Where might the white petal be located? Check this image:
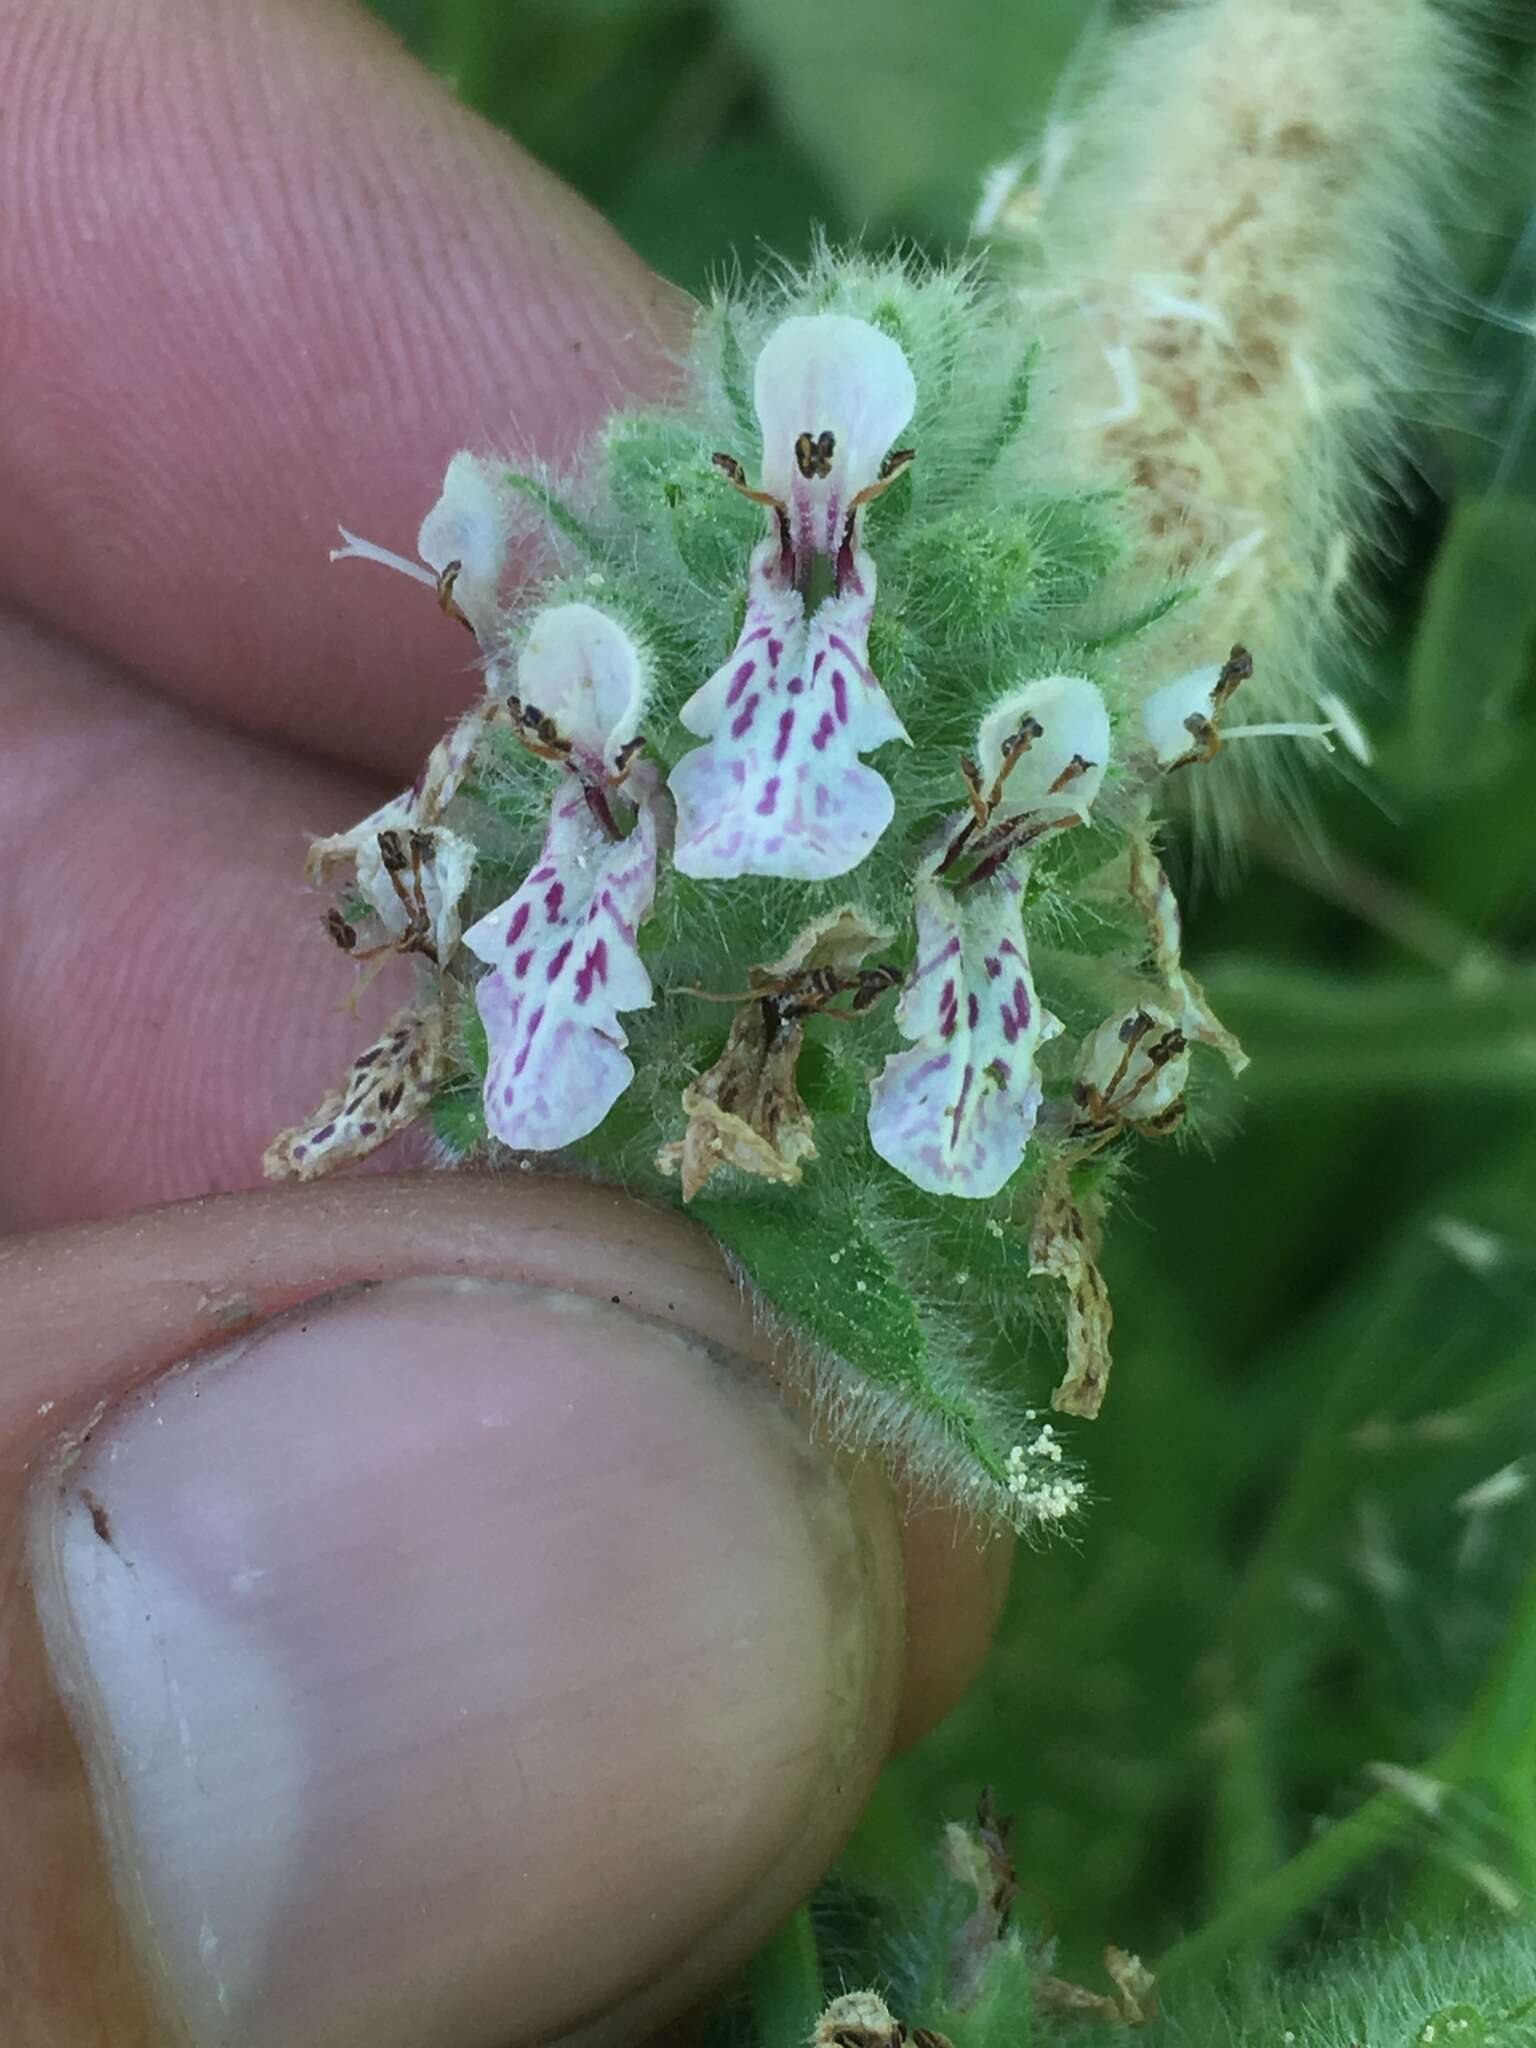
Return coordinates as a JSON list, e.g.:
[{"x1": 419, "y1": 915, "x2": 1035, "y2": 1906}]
[
  {"x1": 1076, "y1": 1006, "x2": 1190, "y2": 1124},
  {"x1": 867, "y1": 869, "x2": 1060, "y2": 1199},
  {"x1": 463, "y1": 767, "x2": 659, "y2": 1152},
  {"x1": 305, "y1": 791, "x2": 415, "y2": 887},
  {"x1": 516, "y1": 602, "x2": 646, "y2": 770},
  {"x1": 670, "y1": 542, "x2": 906, "y2": 881},
  {"x1": 755, "y1": 314, "x2": 916, "y2": 563},
  {"x1": 355, "y1": 825, "x2": 478, "y2": 965},
  {"x1": 1141, "y1": 663, "x2": 1225, "y2": 767},
  {"x1": 417, "y1": 452, "x2": 511, "y2": 641},
  {"x1": 976, "y1": 674, "x2": 1111, "y2": 821}
]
